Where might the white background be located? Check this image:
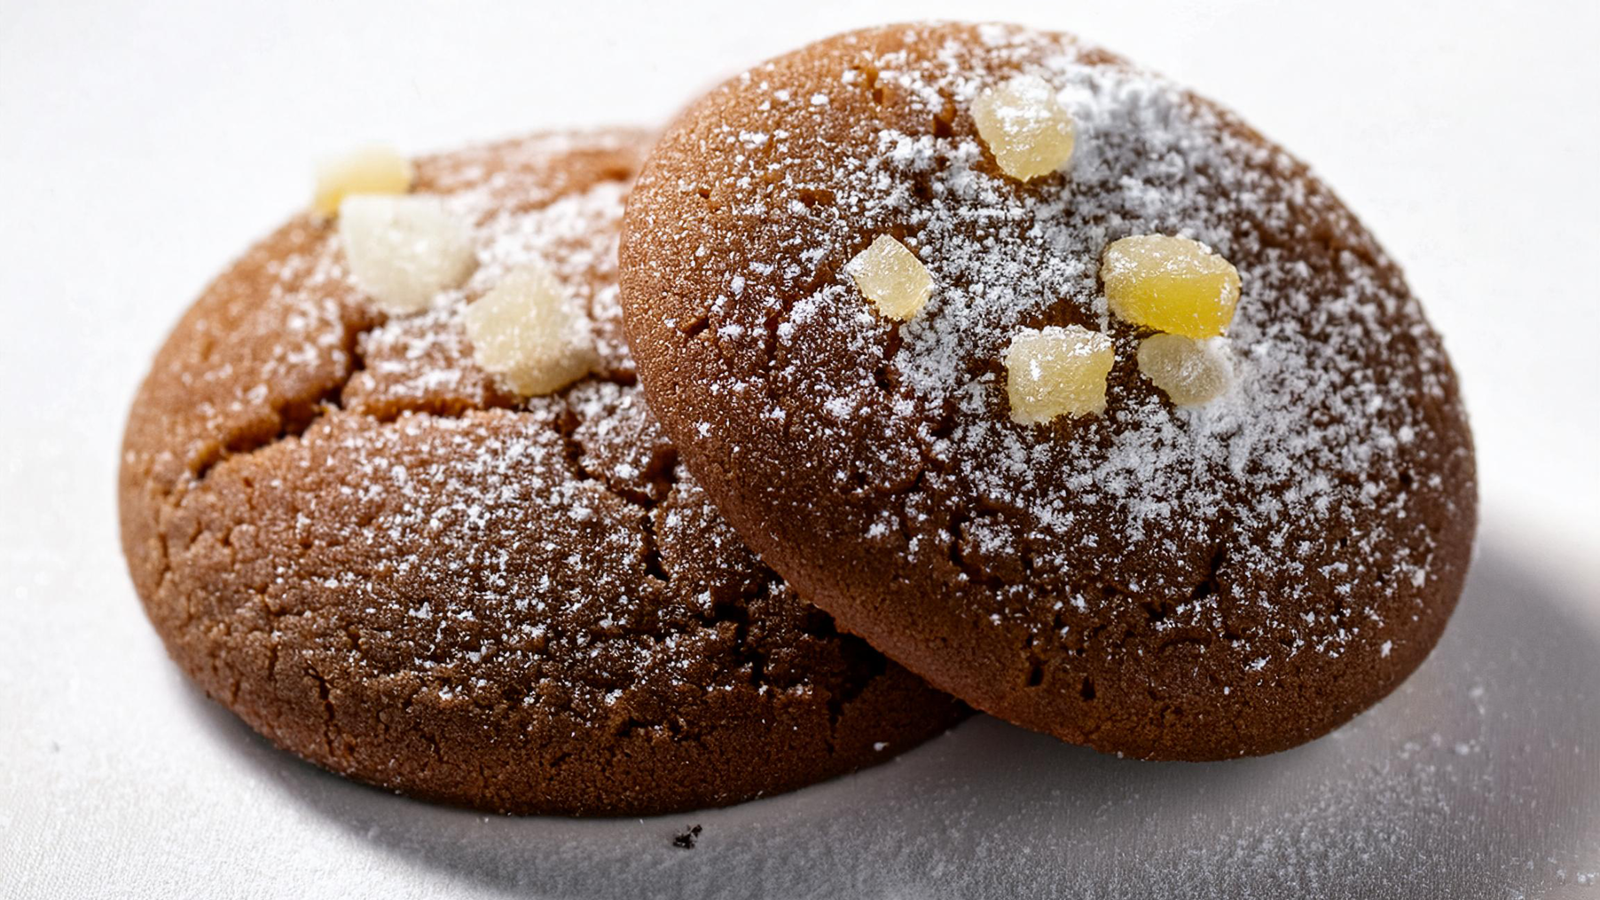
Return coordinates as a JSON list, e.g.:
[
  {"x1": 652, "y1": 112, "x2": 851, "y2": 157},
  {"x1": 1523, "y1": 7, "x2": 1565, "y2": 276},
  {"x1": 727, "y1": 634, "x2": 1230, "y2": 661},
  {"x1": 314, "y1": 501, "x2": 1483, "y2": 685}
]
[{"x1": 2, "y1": 1, "x2": 1597, "y2": 897}]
